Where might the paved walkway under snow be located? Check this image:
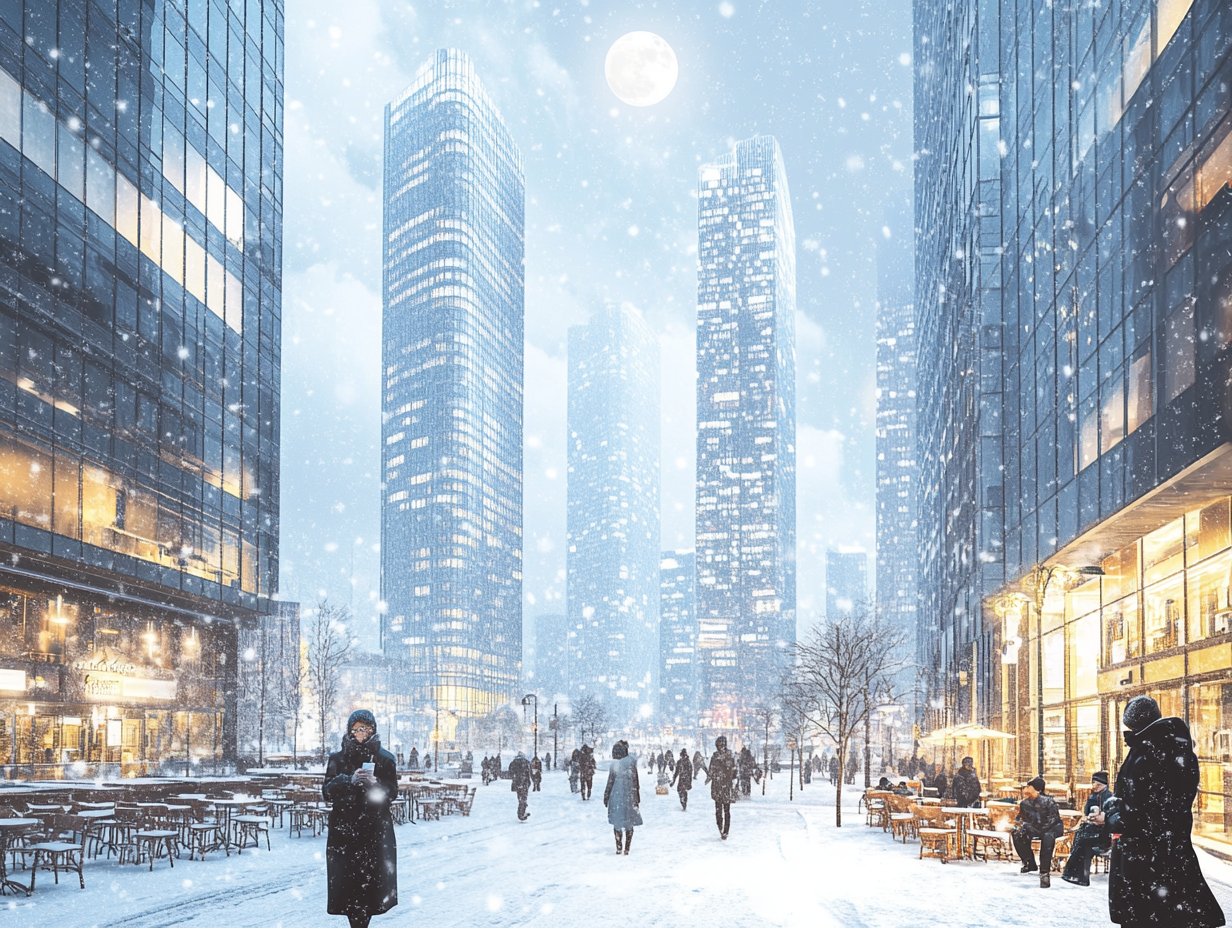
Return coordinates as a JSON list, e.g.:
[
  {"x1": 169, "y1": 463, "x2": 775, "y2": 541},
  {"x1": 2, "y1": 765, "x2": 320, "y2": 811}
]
[{"x1": 10, "y1": 769, "x2": 1232, "y2": 927}]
